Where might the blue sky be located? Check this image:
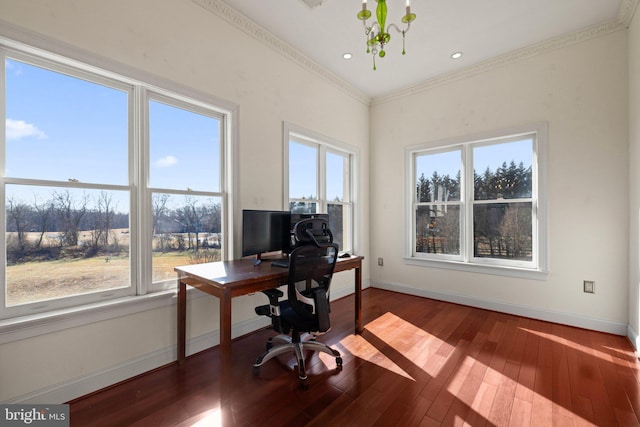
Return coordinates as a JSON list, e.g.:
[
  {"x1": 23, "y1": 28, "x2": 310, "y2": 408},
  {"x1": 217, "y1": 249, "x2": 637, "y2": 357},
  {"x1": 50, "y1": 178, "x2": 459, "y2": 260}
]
[
  {"x1": 288, "y1": 141, "x2": 346, "y2": 203},
  {"x1": 6, "y1": 56, "x2": 528, "y2": 214},
  {"x1": 416, "y1": 138, "x2": 533, "y2": 182},
  {"x1": 4, "y1": 58, "x2": 221, "y2": 212}
]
